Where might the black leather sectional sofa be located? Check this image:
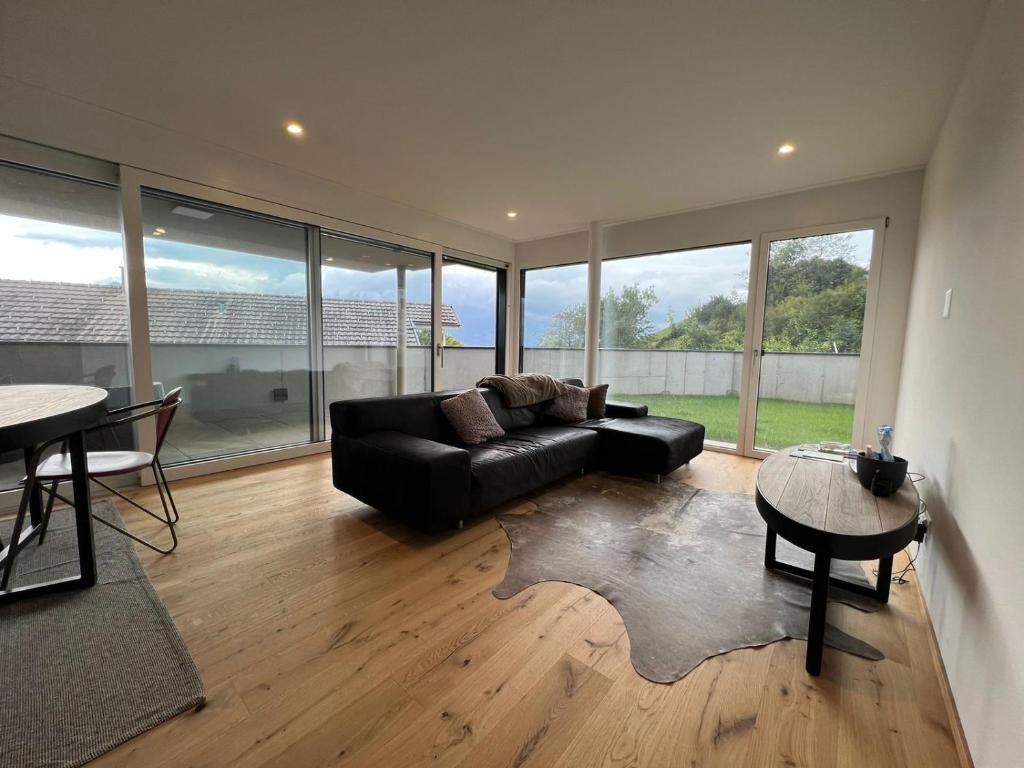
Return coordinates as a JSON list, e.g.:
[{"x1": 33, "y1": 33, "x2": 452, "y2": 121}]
[{"x1": 330, "y1": 379, "x2": 705, "y2": 531}]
